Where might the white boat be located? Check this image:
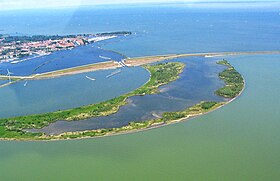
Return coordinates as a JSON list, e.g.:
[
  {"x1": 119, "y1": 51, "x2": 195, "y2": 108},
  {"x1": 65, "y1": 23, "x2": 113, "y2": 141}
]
[
  {"x1": 11, "y1": 60, "x2": 20, "y2": 64},
  {"x1": 86, "y1": 76, "x2": 95, "y2": 81},
  {"x1": 24, "y1": 81, "x2": 28, "y2": 87},
  {"x1": 99, "y1": 55, "x2": 111, "y2": 60},
  {"x1": 106, "y1": 69, "x2": 122, "y2": 78}
]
